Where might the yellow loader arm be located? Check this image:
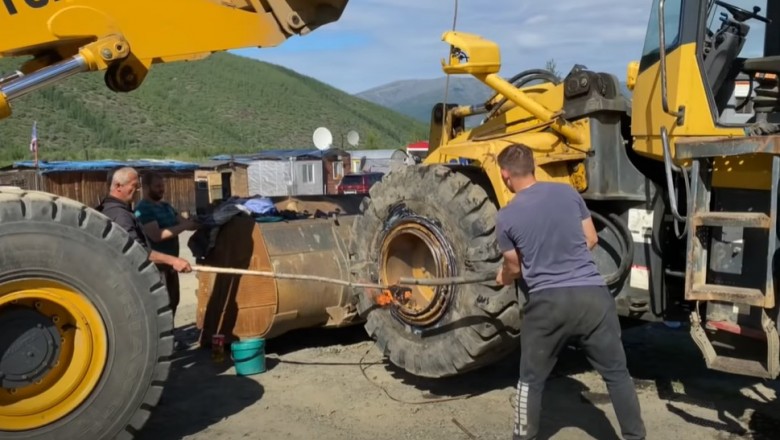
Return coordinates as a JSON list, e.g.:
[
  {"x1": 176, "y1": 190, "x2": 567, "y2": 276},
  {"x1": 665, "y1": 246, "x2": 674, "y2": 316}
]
[{"x1": 0, "y1": 0, "x2": 348, "y2": 118}]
